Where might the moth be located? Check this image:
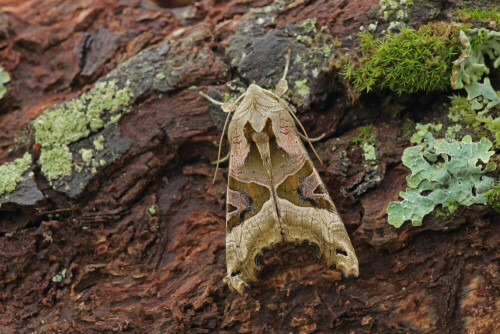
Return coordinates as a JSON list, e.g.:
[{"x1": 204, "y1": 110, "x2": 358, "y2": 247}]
[{"x1": 200, "y1": 51, "x2": 359, "y2": 293}]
